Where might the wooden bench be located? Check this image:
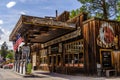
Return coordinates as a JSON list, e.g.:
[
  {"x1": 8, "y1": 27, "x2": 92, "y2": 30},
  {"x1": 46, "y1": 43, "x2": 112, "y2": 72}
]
[{"x1": 106, "y1": 69, "x2": 116, "y2": 77}]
